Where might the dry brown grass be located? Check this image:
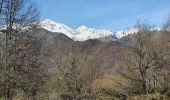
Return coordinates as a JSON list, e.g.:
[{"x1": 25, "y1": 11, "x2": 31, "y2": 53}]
[{"x1": 128, "y1": 93, "x2": 169, "y2": 100}]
